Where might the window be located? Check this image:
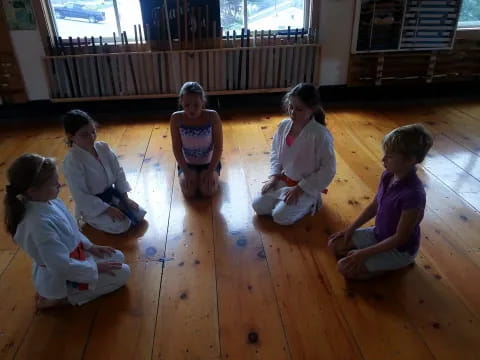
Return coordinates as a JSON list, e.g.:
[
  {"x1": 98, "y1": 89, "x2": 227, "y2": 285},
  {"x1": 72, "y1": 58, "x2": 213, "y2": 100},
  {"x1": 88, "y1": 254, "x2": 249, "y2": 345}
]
[
  {"x1": 220, "y1": 0, "x2": 307, "y2": 33},
  {"x1": 458, "y1": 0, "x2": 480, "y2": 28},
  {"x1": 49, "y1": 0, "x2": 143, "y2": 40}
]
